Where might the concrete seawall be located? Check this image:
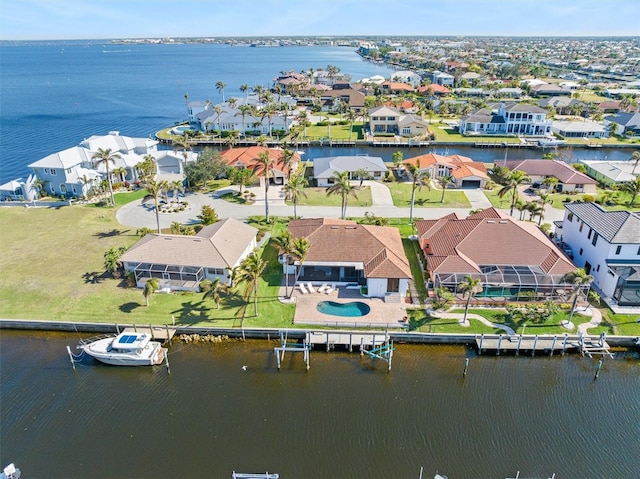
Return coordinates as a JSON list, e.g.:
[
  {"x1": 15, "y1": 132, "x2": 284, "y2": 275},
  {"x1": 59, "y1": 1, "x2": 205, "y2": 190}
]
[{"x1": 1, "y1": 319, "x2": 637, "y2": 348}]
